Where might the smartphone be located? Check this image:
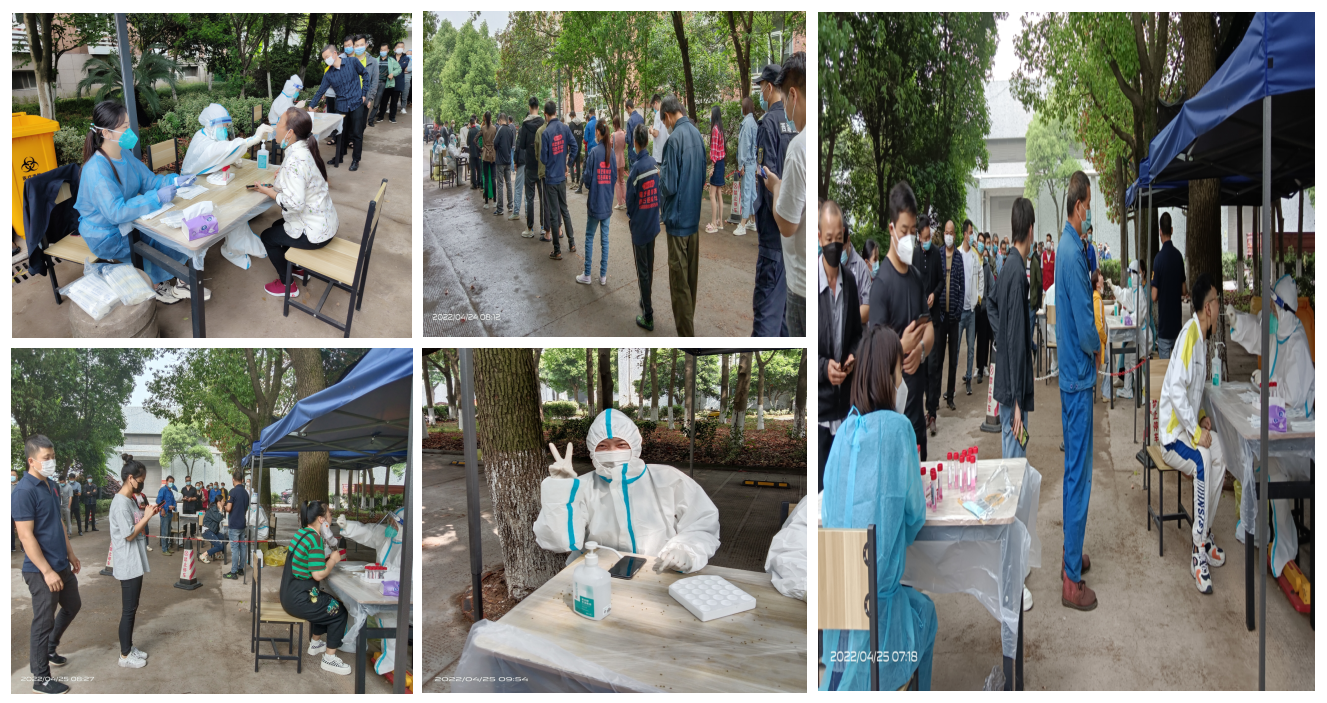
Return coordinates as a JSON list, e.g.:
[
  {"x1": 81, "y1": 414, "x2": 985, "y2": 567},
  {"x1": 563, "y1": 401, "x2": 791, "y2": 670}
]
[
  {"x1": 1016, "y1": 423, "x2": 1029, "y2": 450},
  {"x1": 915, "y1": 313, "x2": 932, "y2": 325},
  {"x1": 246, "y1": 183, "x2": 274, "y2": 190},
  {"x1": 608, "y1": 555, "x2": 646, "y2": 580}
]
